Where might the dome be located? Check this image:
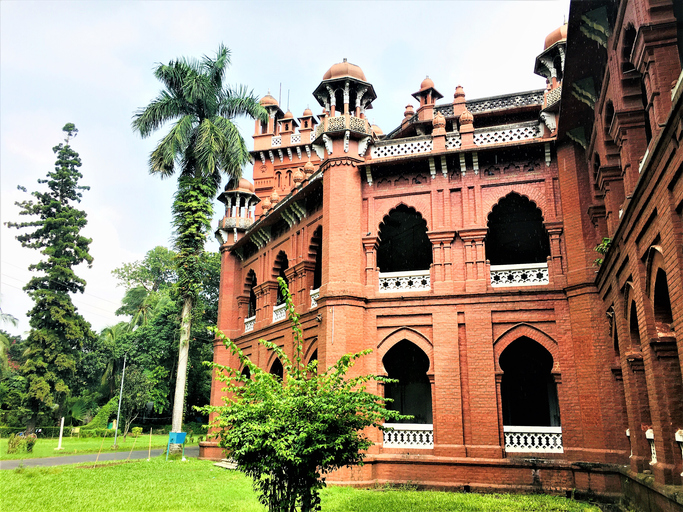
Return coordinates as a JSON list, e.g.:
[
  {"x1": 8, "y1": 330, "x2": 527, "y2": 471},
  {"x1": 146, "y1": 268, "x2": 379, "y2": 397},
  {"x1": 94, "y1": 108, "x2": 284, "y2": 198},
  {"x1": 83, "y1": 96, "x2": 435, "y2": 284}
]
[
  {"x1": 420, "y1": 76, "x2": 435, "y2": 91},
  {"x1": 302, "y1": 107, "x2": 313, "y2": 116},
  {"x1": 371, "y1": 124, "x2": 383, "y2": 135},
  {"x1": 454, "y1": 85, "x2": 465, "y2": 99},
  {"x1": 433, "y1": 112, "x2": 446, "y2": 130},
  {"x1": 260, "y1": 94, "x2": 278, "y2": 107},
  {"x1": 544, "y1": 24, "x2": 567, "y2": 50},
  {"x1": 460, "y1": 108, "x2": 473, "y2": 125},
  {"x1": 262, "y1": 196, "x2": 272, "y2": 213},
  {"x1": 225, "y1": 177, "x2": 255, "y2": 193},
  {"x1": 293, "y1": 168, "x2": 305, "y2": 184},
  {"x1": 270, "y1": 190, "x2": 280, "y2": 204},
  {"x1": 322, "y1": 58, "x2": 367, "y2": 82},
  {"x1": 283, "y1": 110, "x2": 294, "y2": 119}
]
